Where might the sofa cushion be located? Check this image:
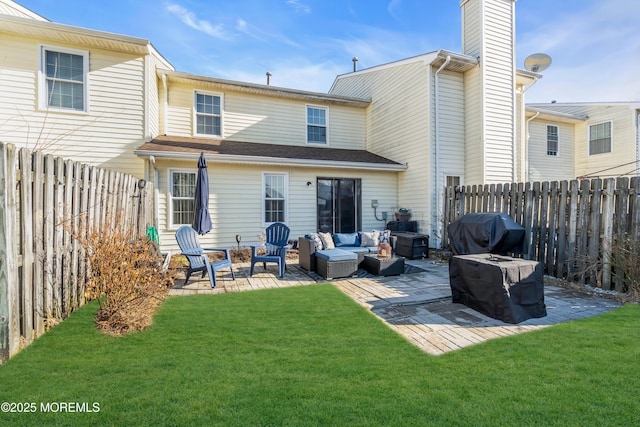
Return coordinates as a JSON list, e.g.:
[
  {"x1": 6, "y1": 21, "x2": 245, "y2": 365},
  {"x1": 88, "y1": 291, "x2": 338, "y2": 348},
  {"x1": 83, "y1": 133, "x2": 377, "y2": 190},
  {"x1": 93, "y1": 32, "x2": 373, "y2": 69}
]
[
  {"x1": 315, "y1": 249, "x2": 358, "y2": 262},
  {"x1": 333, "y1": 232, "x2": 360, "y2": 247},
  {"x1": 318, "y1": 232, "x2": 335, "y2": 249},
  {"x1": 342, "y1": 246, "x2": 370, "y2": 254}
]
